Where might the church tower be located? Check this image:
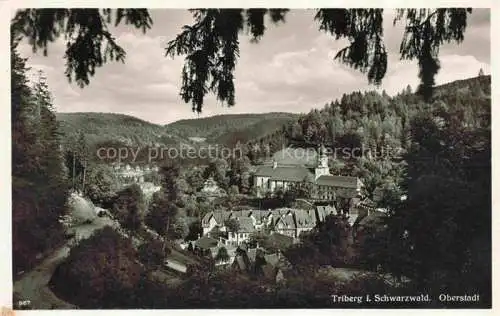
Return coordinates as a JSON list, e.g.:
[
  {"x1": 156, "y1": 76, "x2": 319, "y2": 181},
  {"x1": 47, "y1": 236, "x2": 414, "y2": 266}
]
[{"x1": 315, "y1": 145, "x2": 330, "y2": 179}]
